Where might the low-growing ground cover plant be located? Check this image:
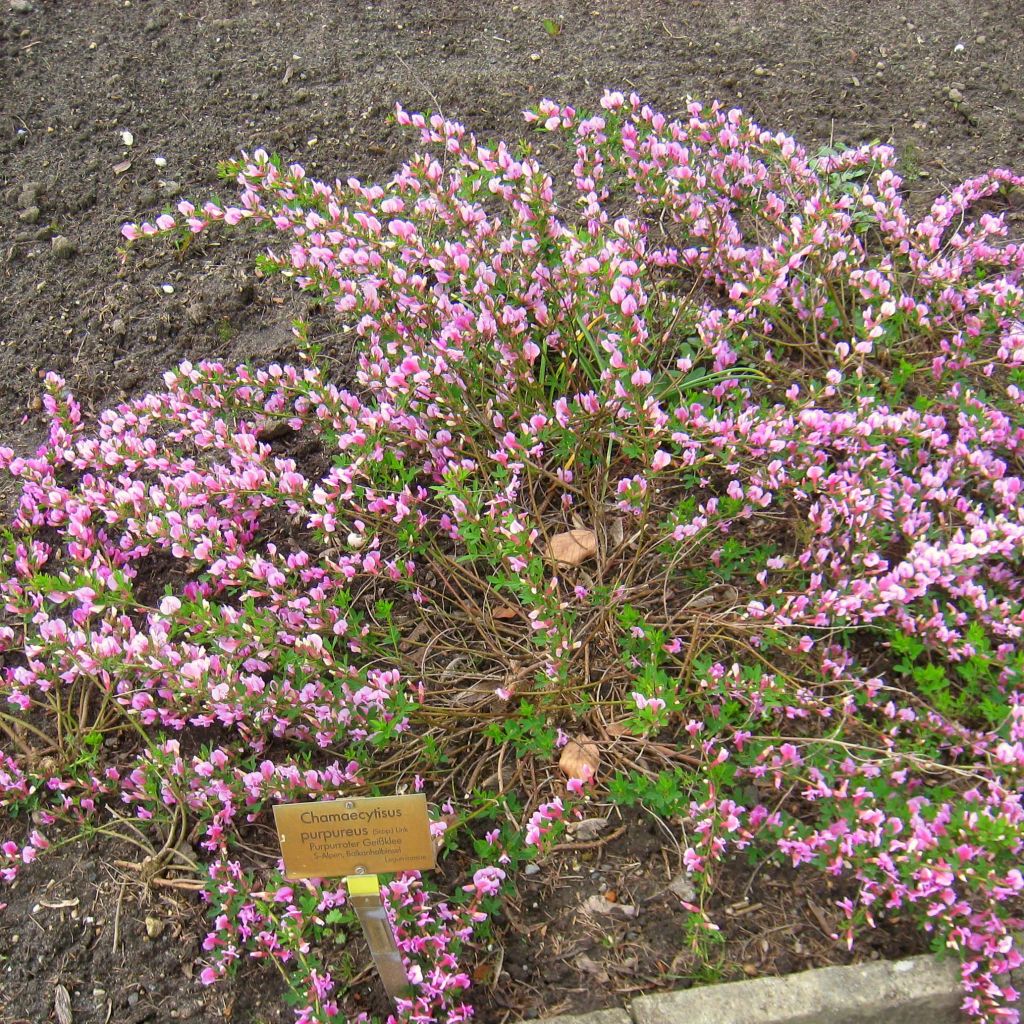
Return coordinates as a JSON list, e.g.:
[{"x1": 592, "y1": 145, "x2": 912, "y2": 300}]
[{"x1": 2, "y1": 91, "x2": 1023, "y2": 1023}]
